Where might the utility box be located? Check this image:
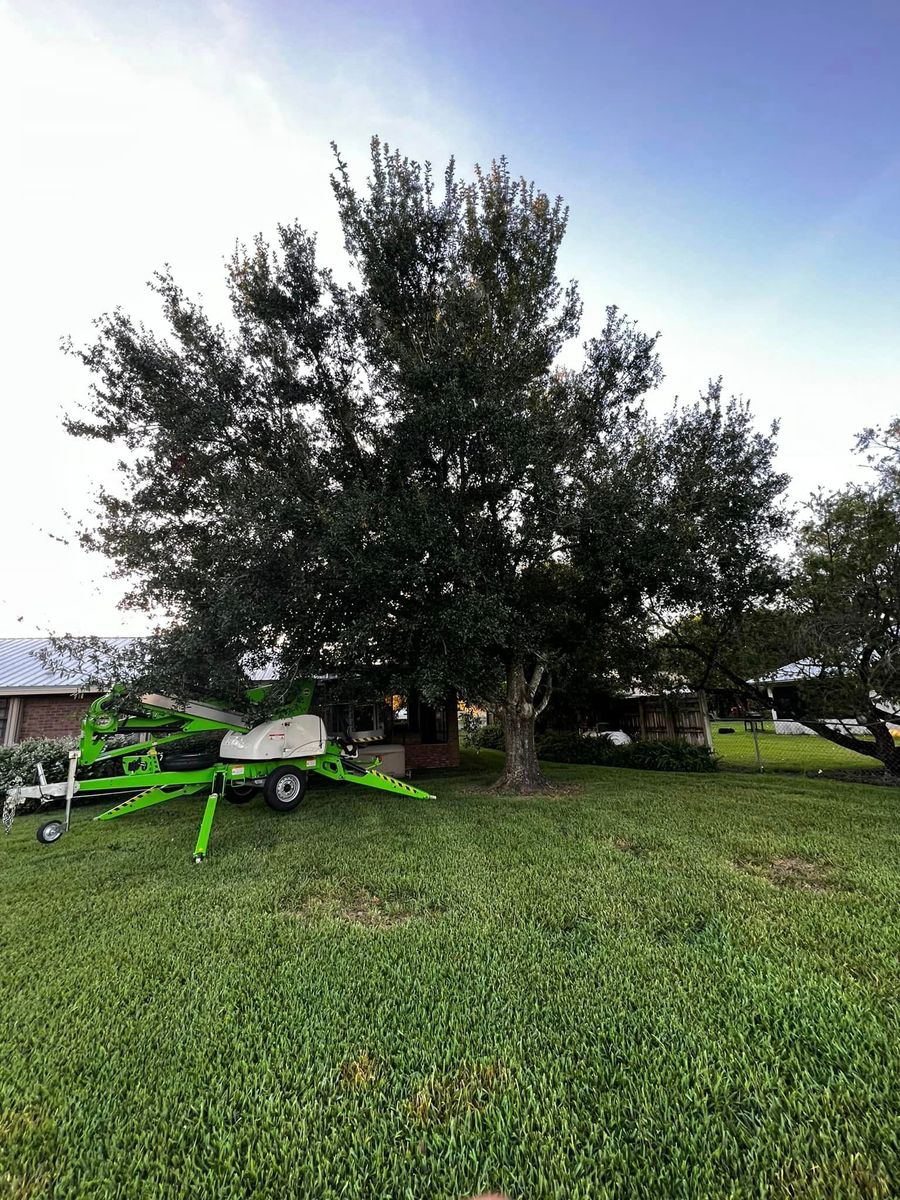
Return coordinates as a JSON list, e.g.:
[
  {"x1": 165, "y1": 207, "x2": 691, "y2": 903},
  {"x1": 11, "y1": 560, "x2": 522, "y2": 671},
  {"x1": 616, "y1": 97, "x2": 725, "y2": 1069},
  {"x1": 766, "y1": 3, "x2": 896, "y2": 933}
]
[{"x1": 355, "y1": 744, "x2": 406, "y2": 777}]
